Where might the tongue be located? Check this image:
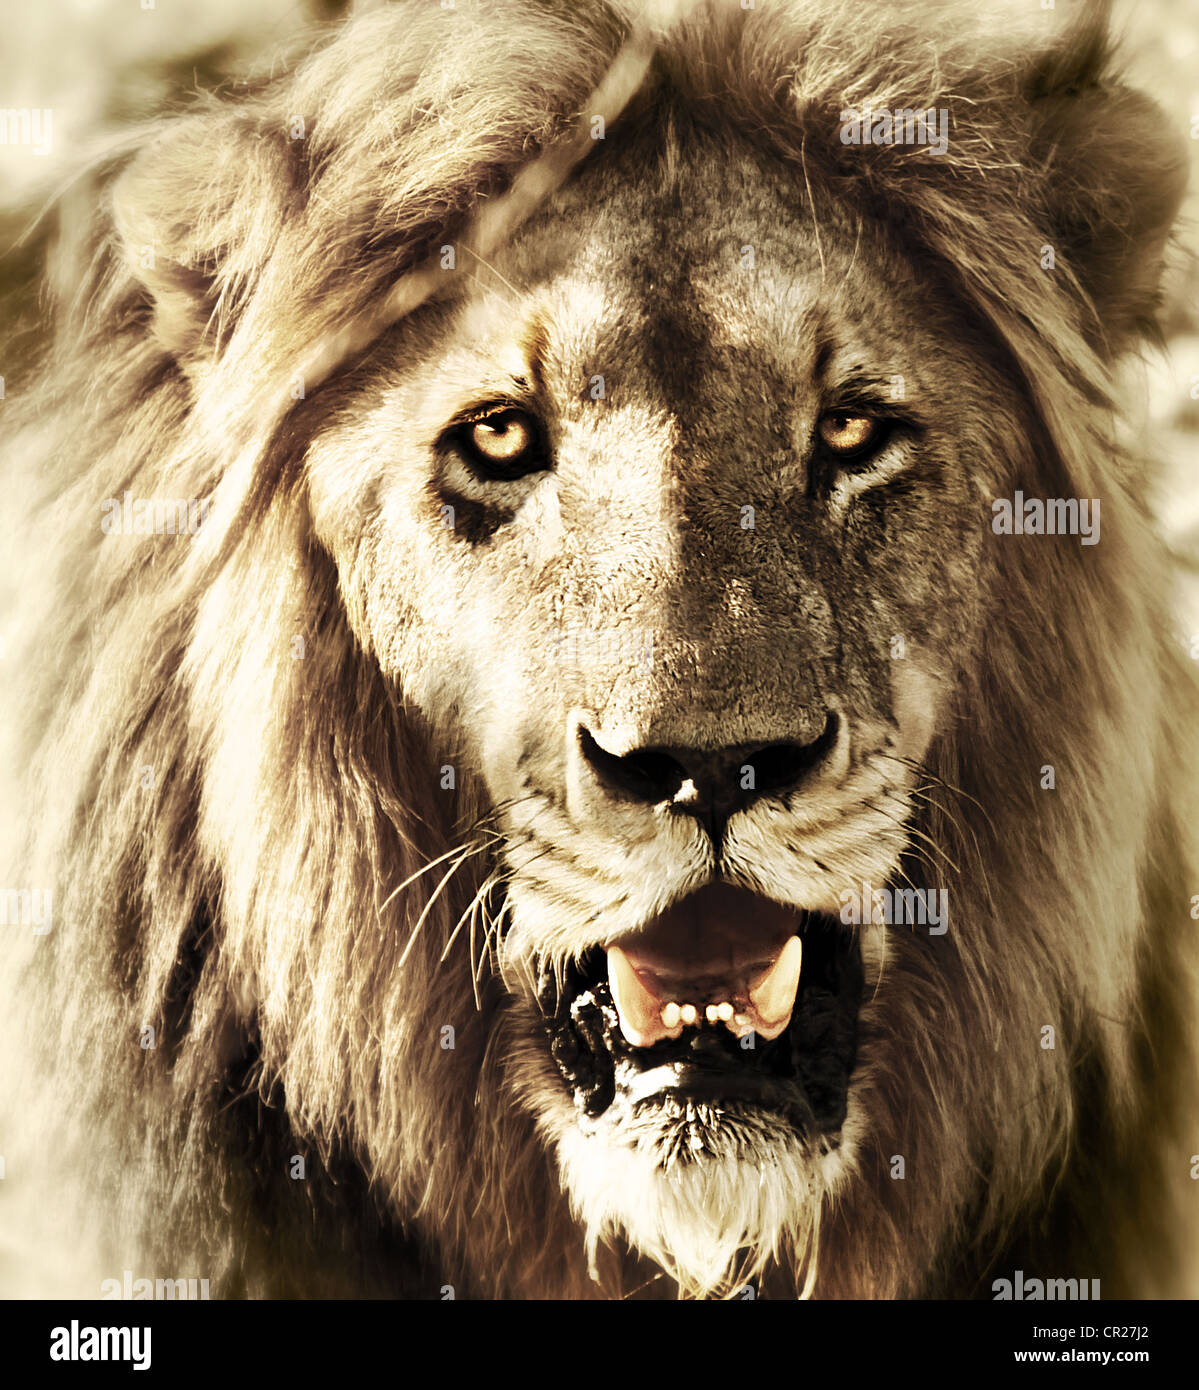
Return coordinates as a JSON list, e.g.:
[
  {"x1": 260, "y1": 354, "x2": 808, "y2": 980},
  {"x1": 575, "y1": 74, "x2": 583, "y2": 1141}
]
[{"x1": 605, "y1": 885, "x2": 805, "y2": 1048}]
